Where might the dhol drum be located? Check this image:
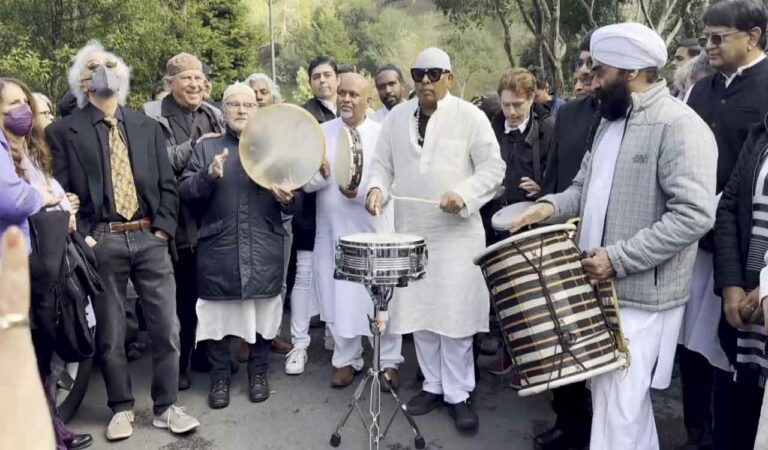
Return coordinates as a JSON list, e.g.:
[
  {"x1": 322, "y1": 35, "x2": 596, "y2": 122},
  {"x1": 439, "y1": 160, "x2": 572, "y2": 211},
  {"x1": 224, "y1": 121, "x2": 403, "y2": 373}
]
[
  {"x1": 335, "y1": 125, "x2": 363, "y2": 191},
  {"x1": 473, "y1": 223, "x2": 628, "y2": 396},
  {"x1": 334, "y1": 233, "x2": 428, "y2": 287}
]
